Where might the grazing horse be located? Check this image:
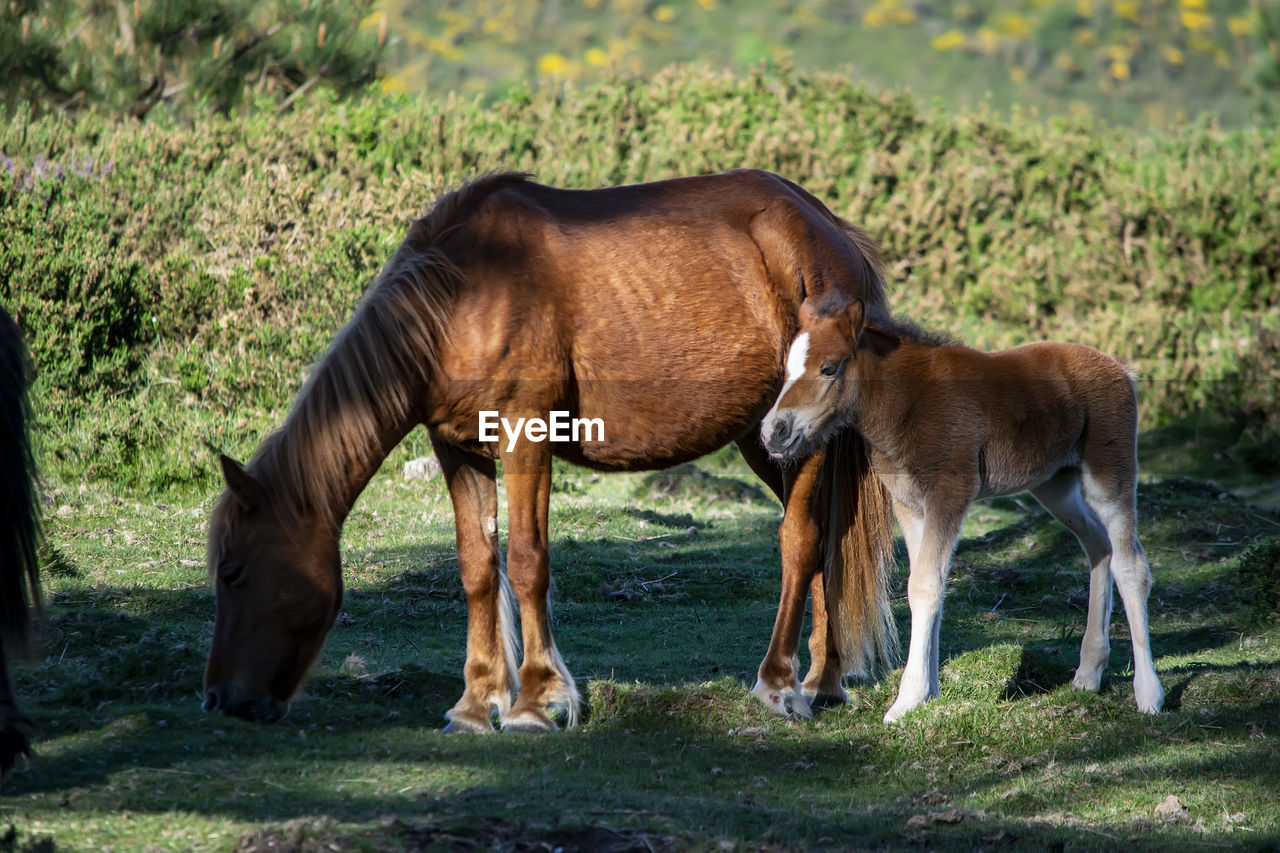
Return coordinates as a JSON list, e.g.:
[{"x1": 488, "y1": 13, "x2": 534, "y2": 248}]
[
  {"x1": 761, "y1": 298, "x2": 1164, "y2": 723},
  {"x1": 0, "y1": 306, "x2": 42, "y2": 773},
  {"x1": 204, "y1": 170, "x2": 900, "y2": 732}
]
